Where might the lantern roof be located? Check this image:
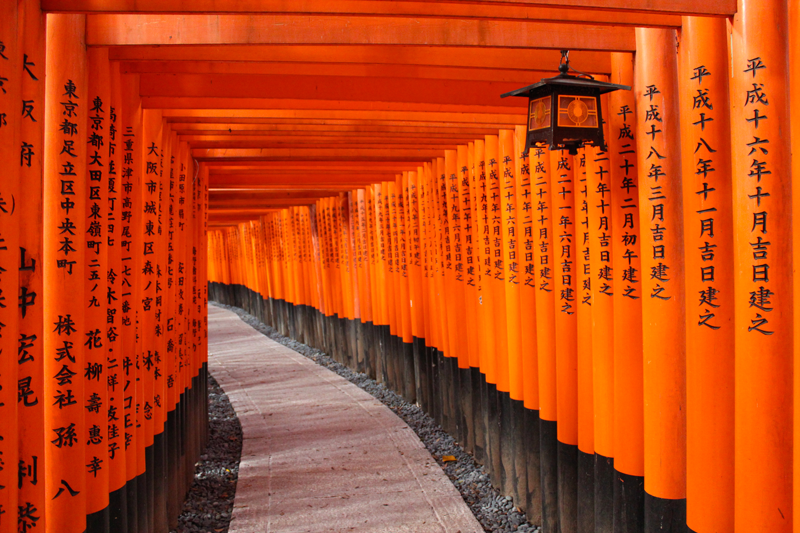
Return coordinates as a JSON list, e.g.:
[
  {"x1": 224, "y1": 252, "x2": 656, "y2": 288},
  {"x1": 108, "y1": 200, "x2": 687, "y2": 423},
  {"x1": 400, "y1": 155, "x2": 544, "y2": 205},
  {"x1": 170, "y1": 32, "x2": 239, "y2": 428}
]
[{"x1": 501, "y1": 73, "x2": 630, "y2": 99}]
